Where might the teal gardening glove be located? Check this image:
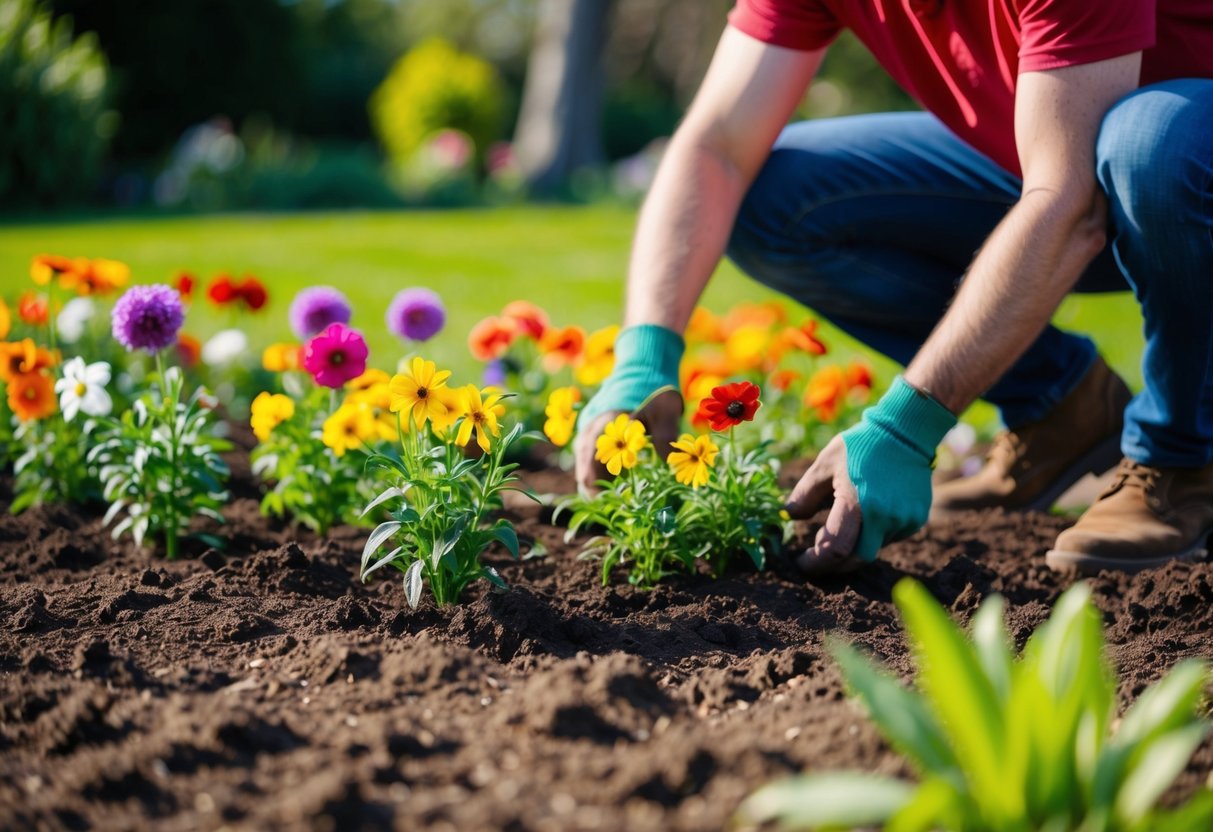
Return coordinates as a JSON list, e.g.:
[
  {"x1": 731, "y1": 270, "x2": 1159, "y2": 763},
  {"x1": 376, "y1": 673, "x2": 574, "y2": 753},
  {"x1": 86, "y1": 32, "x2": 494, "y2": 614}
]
[
  {"x1": 841, "y1": 376, "x2": 957, "y2": 560},
  {"x1": 577, "y1": 324, "x2": 684, "y2": 429}
]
